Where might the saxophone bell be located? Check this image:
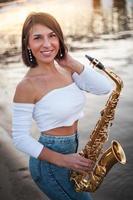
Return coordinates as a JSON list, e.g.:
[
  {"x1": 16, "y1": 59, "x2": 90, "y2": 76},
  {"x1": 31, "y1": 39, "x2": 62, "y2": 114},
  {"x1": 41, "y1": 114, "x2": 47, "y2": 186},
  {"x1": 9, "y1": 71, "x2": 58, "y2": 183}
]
[
  {"x1": 86, "y1": 140, "x2": 127, "y2": 192},
  {"x1": 111, "y1": 140, "x2": 126, "y2": 164},
  {"x1": 76, "y1": 141, "x2": 126, "y2": 192}
]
